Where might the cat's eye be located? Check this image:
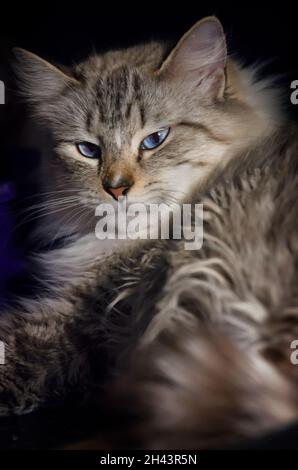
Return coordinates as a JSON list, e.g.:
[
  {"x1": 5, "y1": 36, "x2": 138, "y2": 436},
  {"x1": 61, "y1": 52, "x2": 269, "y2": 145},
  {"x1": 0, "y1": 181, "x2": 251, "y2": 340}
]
[
  {"x1": 140, "y1": 128, "x2": 170, "y2": 150},
  {"x1": 77, "y1": 142, "x2": 101, "y2": 159}
]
